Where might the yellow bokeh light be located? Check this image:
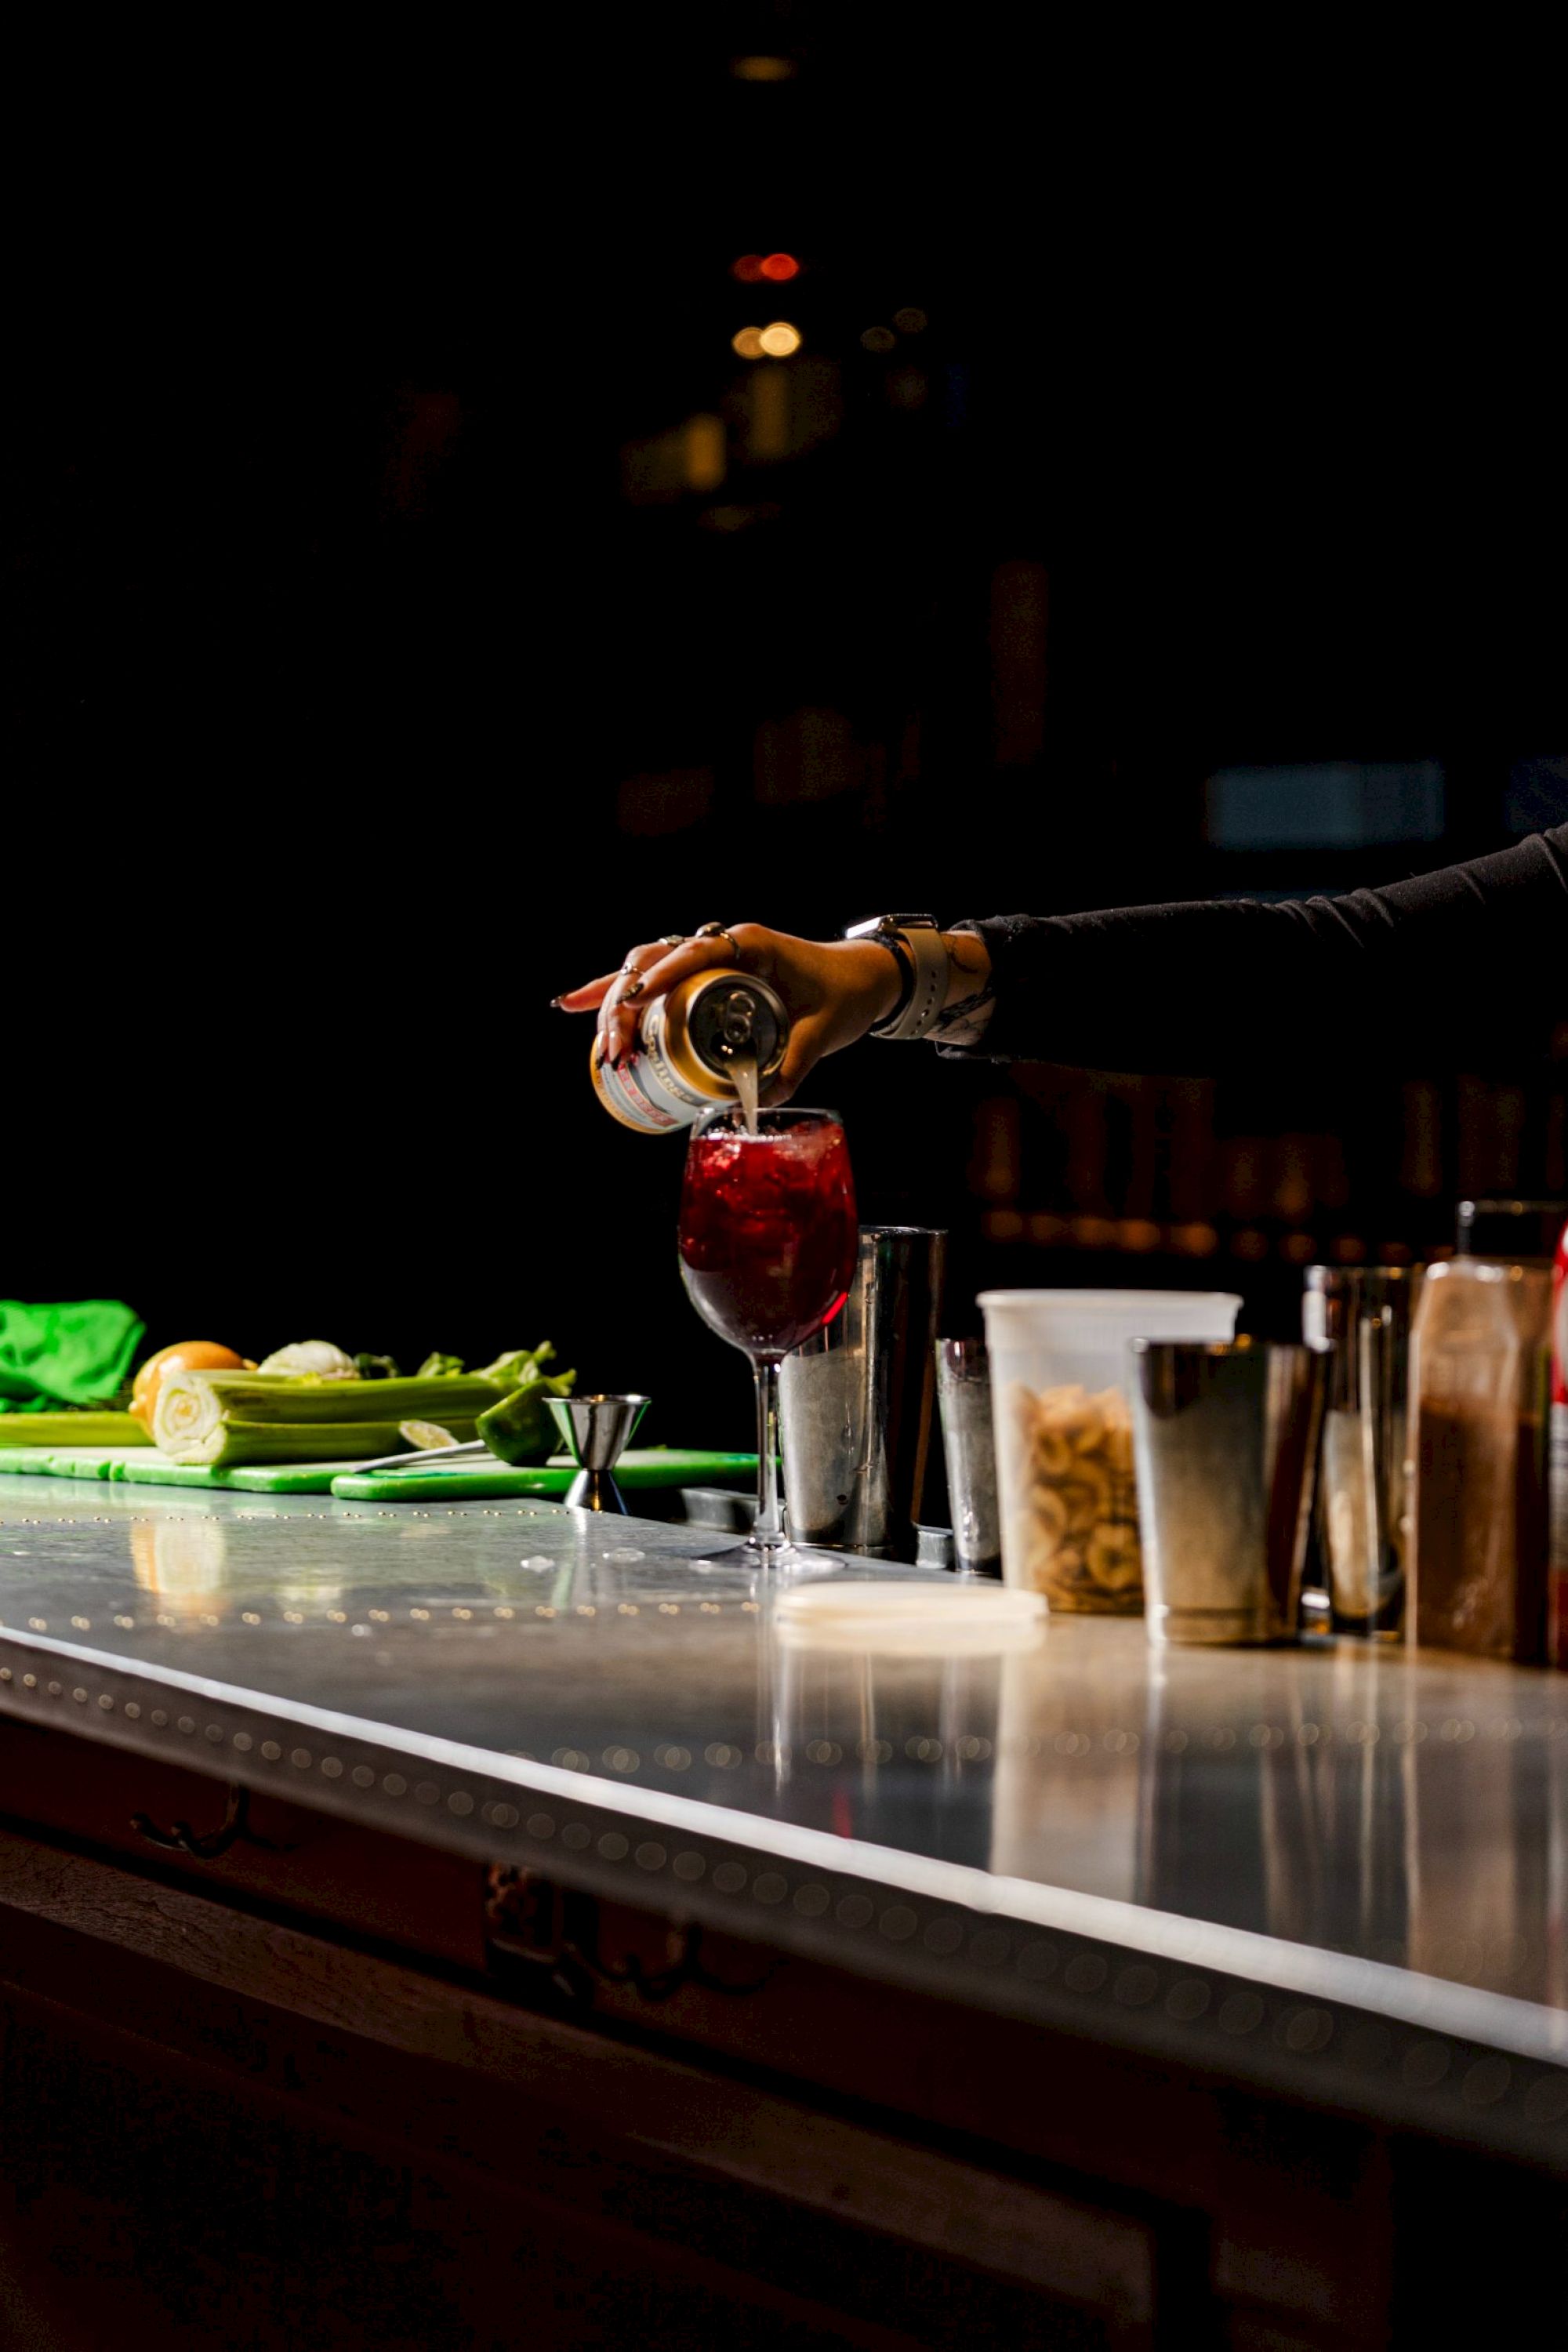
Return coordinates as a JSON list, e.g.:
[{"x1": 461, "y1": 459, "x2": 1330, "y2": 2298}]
[
  {"x1": 893, "y1": 306, "x2": 928, "y2": 335},
  {"x1": 757, "y1": 321, "x2": 801, "y2": 358},
  {"x1": 684, "y1": 413, "x2": 725, "y2": 493},
  {"x1": 731, "y1": 53, "x2": 796, "y2": 80},
  {"x1": 731, "y1": 326, "x2": 767, "y2": 361}
]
